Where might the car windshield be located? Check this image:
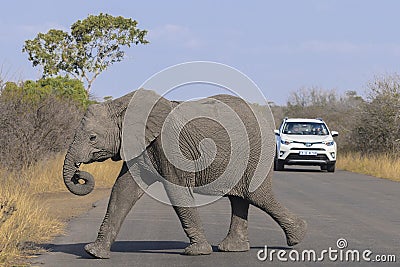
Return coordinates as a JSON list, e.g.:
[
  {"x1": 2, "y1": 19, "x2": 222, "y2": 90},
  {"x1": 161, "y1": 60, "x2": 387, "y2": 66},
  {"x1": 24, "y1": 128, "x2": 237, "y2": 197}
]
[{"x1": 283, "y1": 122, "x2": 329, "y2": 135}]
